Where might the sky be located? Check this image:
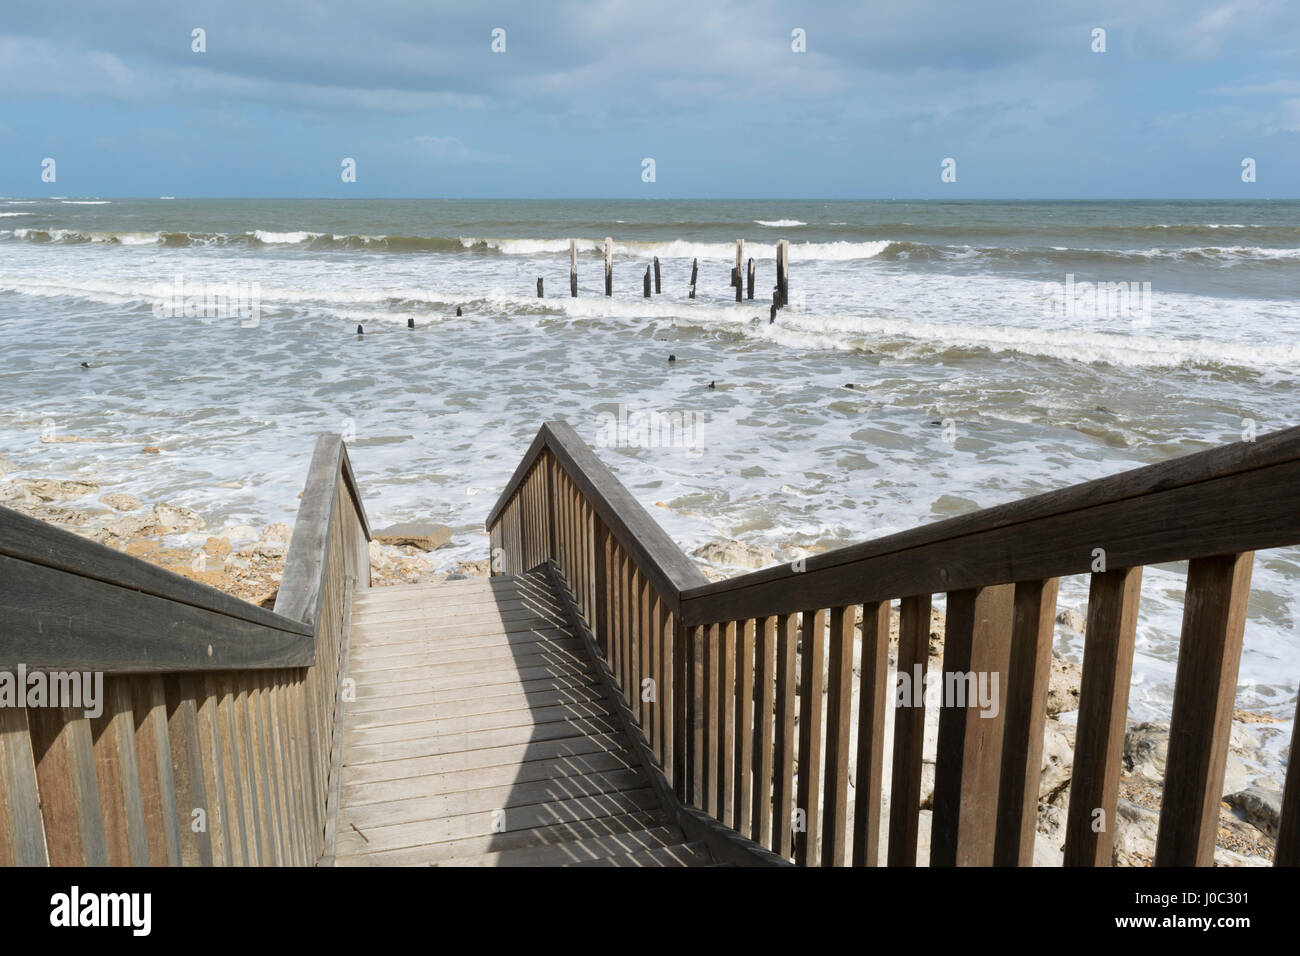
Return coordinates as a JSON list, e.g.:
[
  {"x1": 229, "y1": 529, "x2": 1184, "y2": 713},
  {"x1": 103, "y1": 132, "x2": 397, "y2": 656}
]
[{"x1": 0, "y1": 0, "x2": 1297, "y2": 199}]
